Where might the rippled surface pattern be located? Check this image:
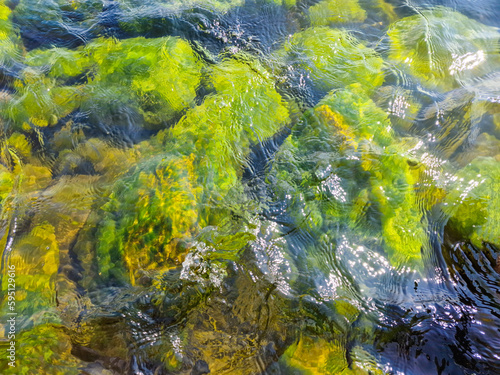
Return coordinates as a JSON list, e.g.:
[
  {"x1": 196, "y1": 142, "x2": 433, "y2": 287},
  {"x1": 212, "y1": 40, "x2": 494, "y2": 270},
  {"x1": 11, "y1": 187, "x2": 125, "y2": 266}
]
[{"x1": 1, "y1": 0, "x2": 499, "y2": 374}]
